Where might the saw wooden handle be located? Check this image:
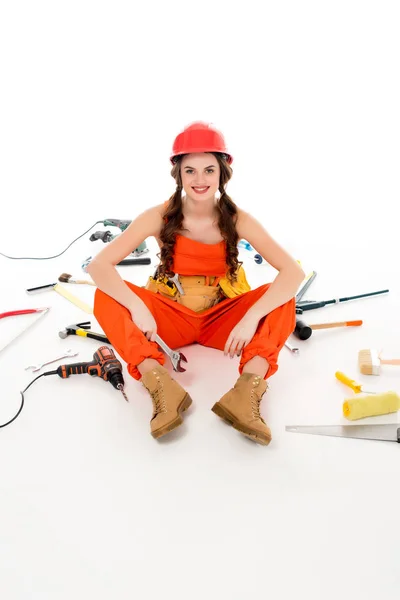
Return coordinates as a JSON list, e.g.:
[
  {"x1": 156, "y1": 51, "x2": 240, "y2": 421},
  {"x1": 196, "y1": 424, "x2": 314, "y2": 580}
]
[{"x1": 310, "y1": 320, "x2": 363, "y2": 330}]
